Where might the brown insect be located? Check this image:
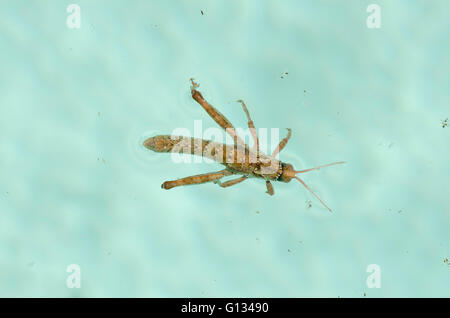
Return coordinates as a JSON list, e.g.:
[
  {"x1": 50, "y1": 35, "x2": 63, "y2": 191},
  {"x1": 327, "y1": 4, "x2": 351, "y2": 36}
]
[{"x1": 143, "y1": 79, "x2": 344, "y2": 211}]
